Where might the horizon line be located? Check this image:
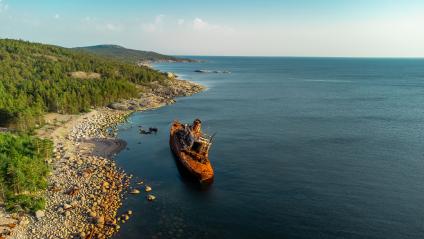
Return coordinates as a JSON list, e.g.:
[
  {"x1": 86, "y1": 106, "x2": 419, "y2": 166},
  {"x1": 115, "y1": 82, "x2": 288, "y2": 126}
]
[
  {"x1": 3, "y1": 38, "x2": 423, "y2": 60},
  {"x1": 172, "y1": 54, "x2": 424, "y2": 59}
]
